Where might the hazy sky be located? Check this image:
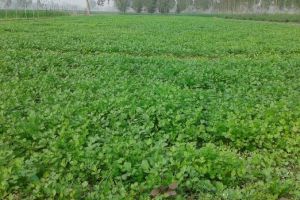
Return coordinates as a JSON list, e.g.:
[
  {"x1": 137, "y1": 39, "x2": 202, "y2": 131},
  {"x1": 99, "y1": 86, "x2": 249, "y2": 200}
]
[
  {"x1": 59, "y1": 0, "x2": 113, "y2": 8},
  {"x1": 64, "y1": 0, "x2": 87, "y2": 6}
]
